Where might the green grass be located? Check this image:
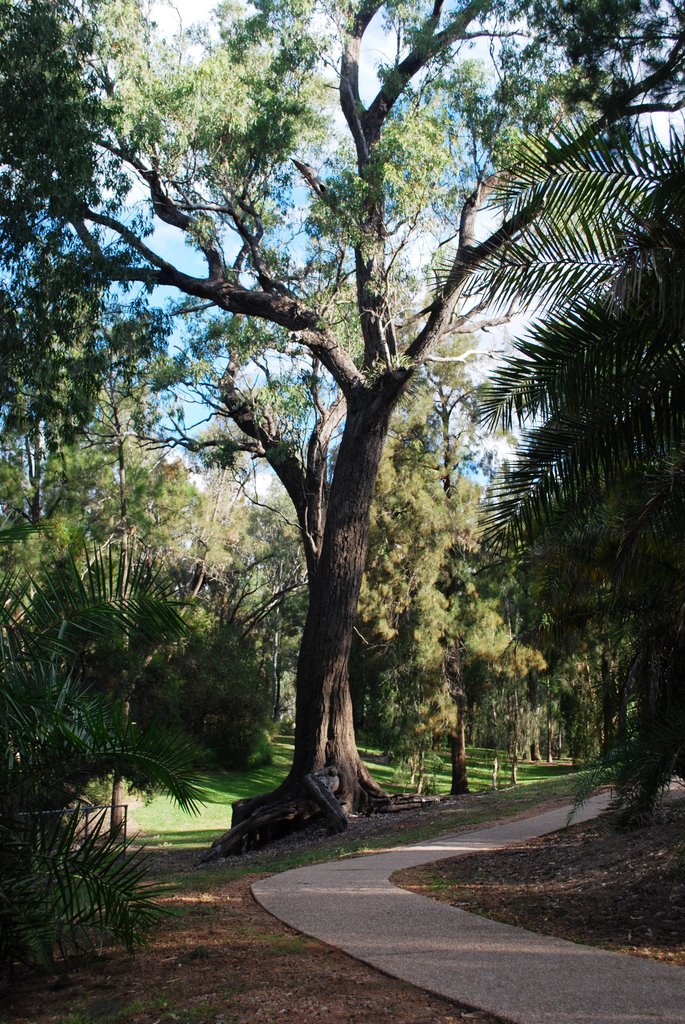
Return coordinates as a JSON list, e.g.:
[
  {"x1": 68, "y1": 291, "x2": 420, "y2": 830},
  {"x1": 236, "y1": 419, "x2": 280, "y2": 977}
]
[
  {"x1": 132, "y1": 737, "x2": 295, "y2": 843},
  {"x1": 131, "y1": 735, "x2": 577, "y2": 854},
  {"x1": 164, "y1": 770, "x2": 583, "y2": 888},
  {"x1": 359, "y1": 743, "x2": 575, "y2": 795}
]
